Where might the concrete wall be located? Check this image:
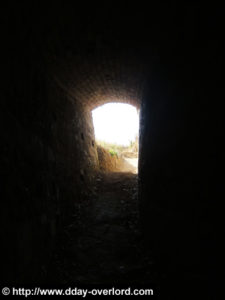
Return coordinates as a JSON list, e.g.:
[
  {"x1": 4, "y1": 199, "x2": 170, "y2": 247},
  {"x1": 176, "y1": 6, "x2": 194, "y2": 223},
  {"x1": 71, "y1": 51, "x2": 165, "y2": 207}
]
[{"x1": 139, "y1": 41, "x2": 225, "y2": 294}]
